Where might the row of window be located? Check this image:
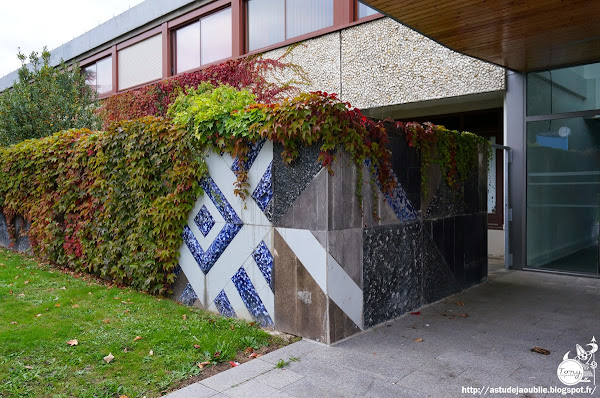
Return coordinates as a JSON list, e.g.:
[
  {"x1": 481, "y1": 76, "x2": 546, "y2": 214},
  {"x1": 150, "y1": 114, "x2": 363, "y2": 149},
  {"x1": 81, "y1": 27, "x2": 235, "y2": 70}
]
[{"x1": 84, "y1": 0, "x2": 379, "y2": 94}]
